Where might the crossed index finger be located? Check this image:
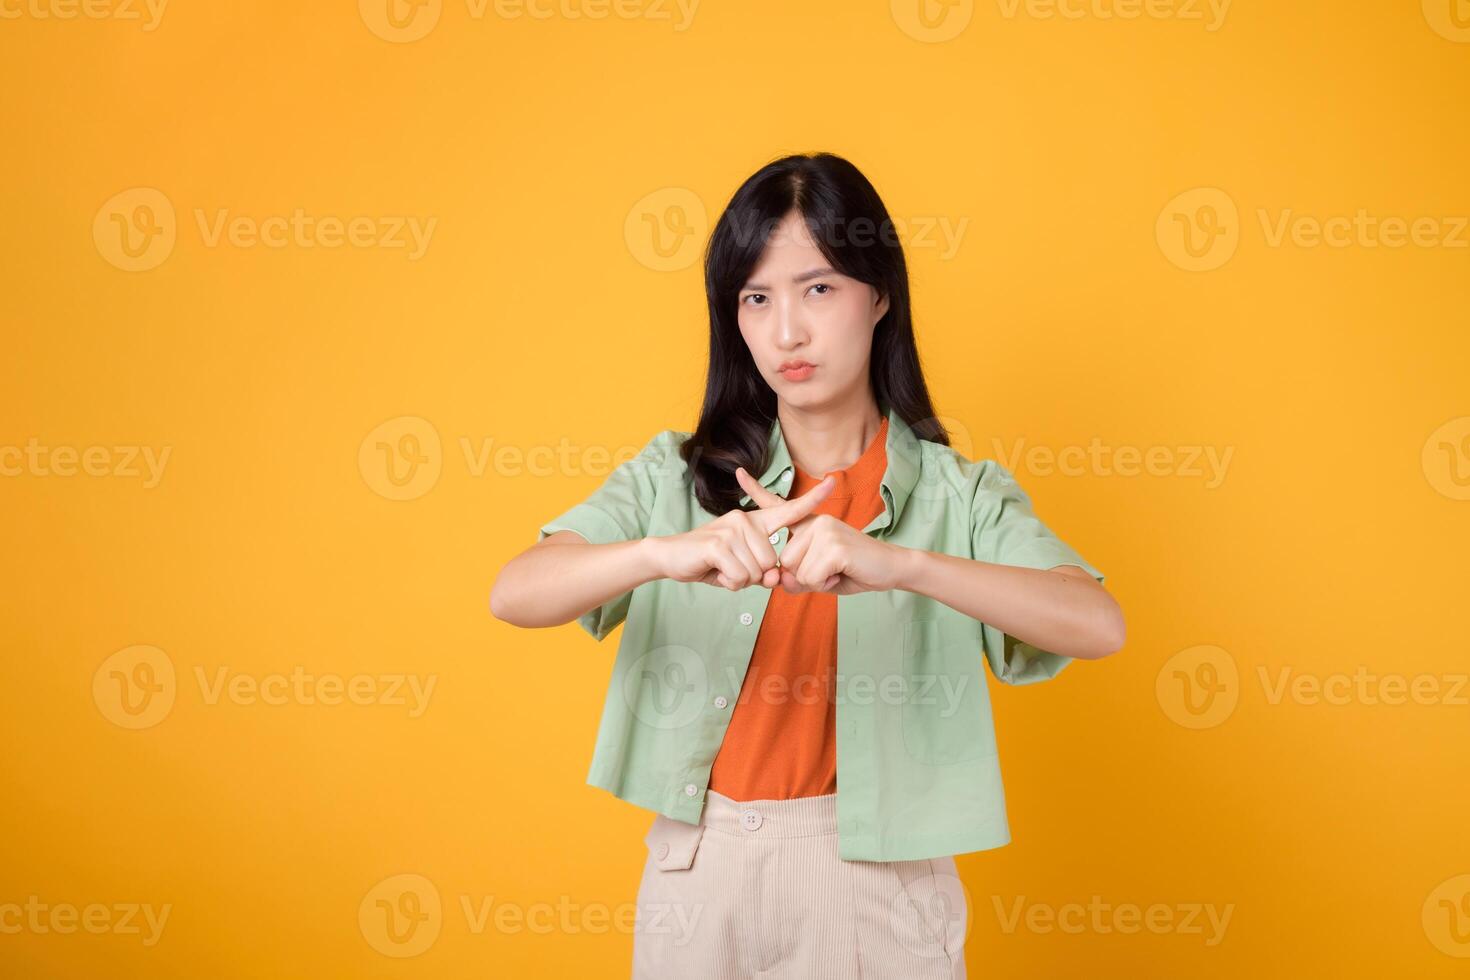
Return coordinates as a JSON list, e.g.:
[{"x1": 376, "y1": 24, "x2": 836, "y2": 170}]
[{"x1": 735, "y1": 466, "x2": 834, "y2": 536}]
